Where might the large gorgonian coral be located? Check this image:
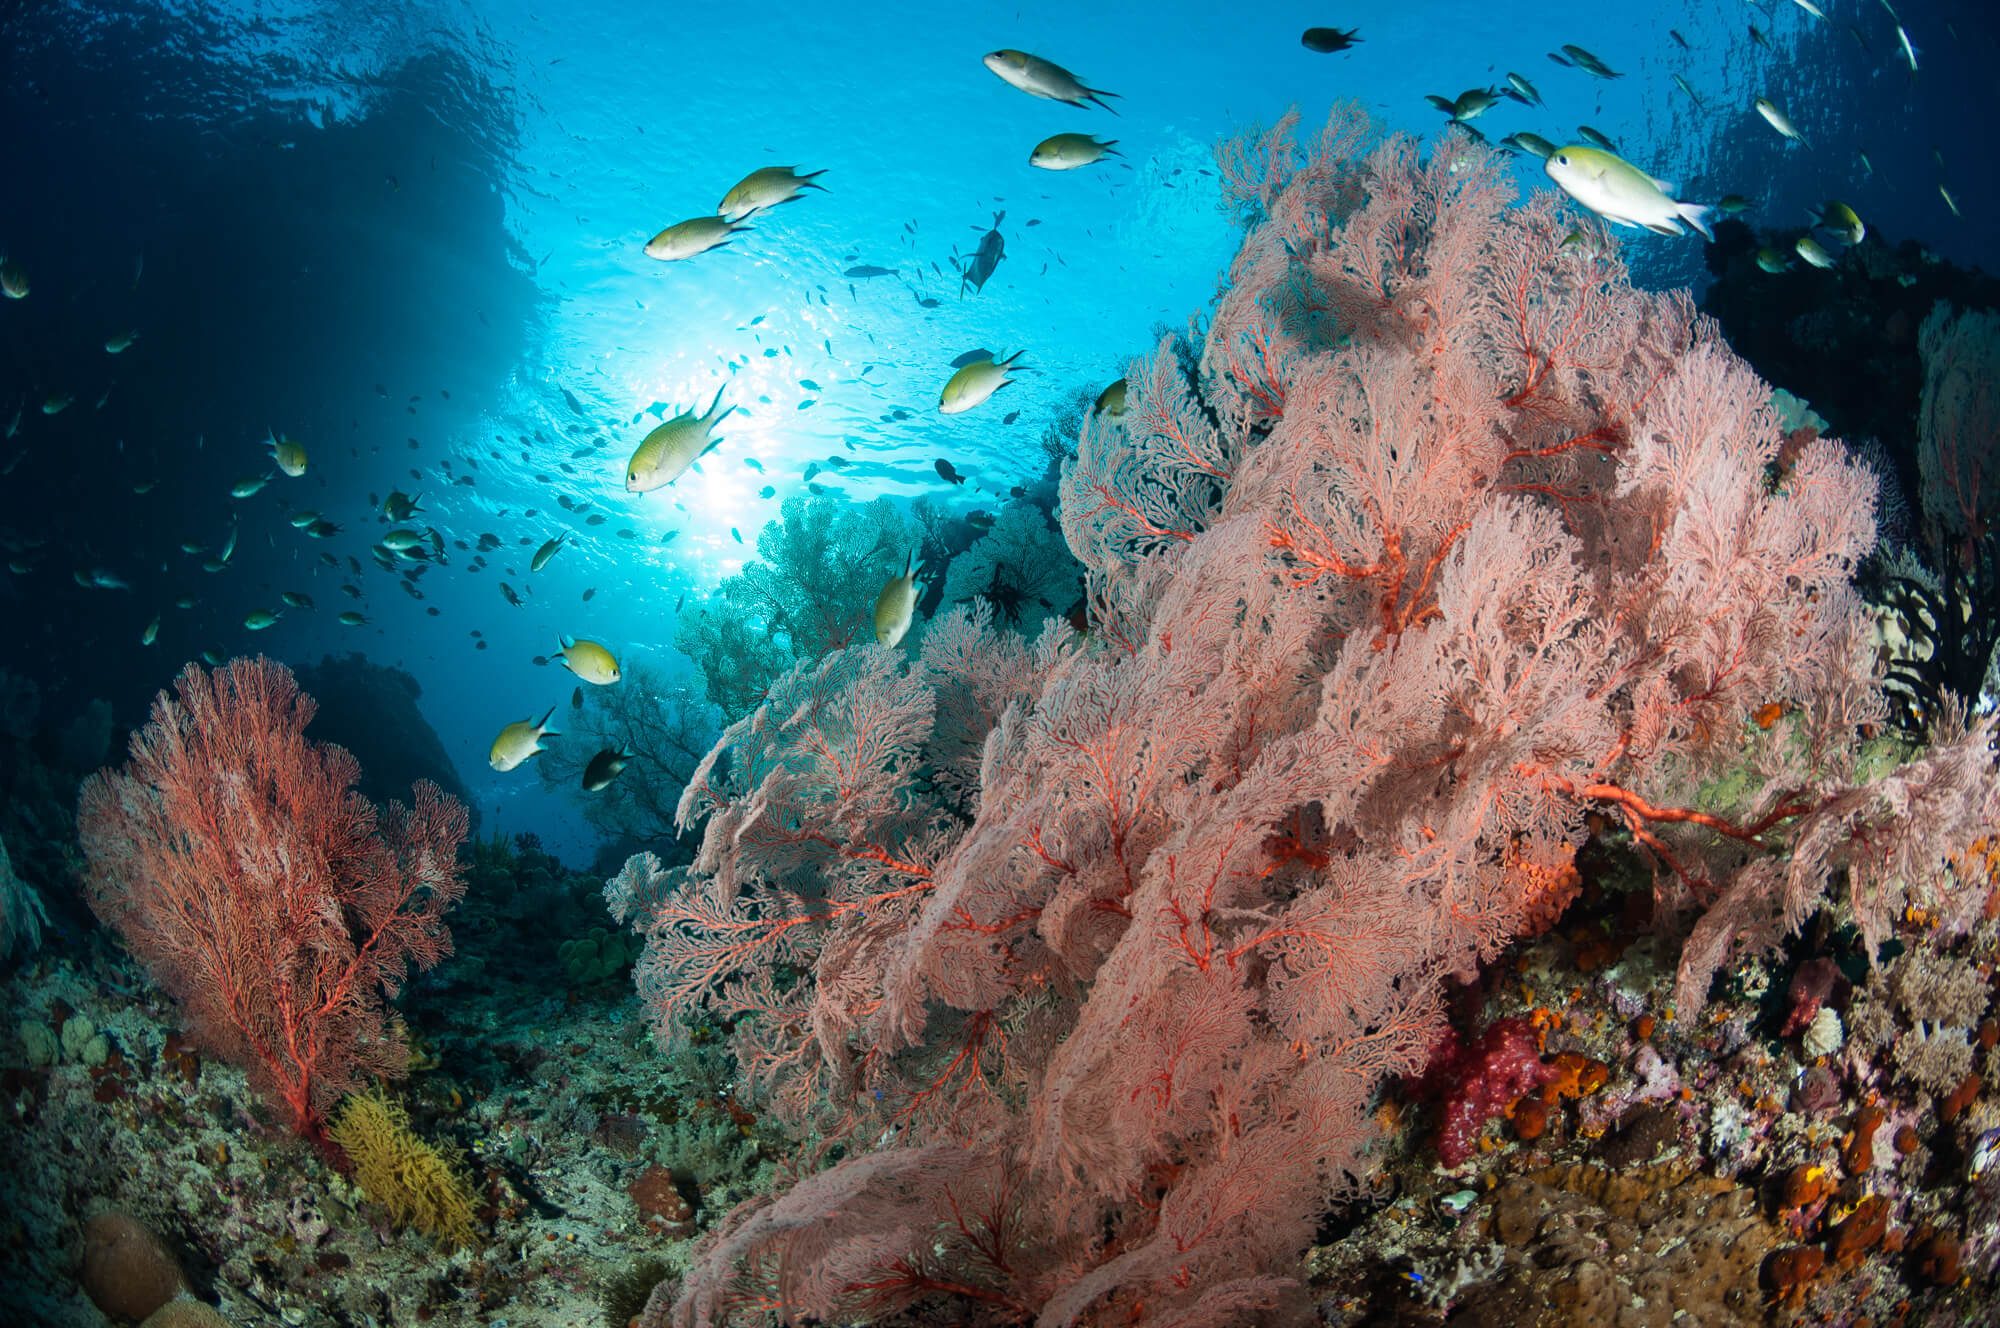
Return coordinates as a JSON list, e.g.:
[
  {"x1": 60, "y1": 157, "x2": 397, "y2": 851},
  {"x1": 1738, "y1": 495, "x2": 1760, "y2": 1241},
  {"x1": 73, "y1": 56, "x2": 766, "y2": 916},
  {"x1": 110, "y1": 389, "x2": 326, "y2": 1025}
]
[{"x1": 616, "y1": 105, "x2": 1999, "y2": 1327}]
